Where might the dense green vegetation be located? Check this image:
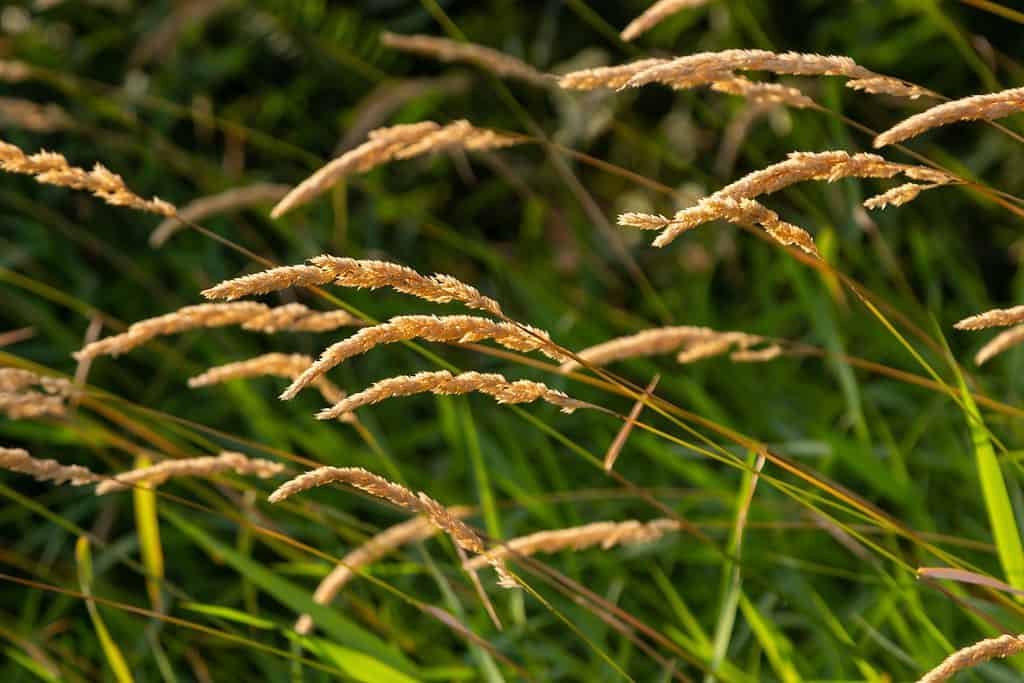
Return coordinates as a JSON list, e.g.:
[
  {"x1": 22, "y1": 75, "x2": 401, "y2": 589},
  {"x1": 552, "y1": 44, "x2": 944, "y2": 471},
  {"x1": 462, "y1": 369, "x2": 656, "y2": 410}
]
[{"x1": 3, "y1": 1, "x2": 1024, "y2": 680}]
